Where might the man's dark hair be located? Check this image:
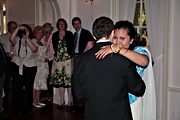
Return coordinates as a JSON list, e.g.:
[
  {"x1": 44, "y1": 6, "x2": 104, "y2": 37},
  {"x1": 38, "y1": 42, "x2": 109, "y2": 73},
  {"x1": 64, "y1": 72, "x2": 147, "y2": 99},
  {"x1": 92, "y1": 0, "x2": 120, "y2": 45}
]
[
  {"x1": 7, "y1": 21, "x2": 17, "y2": 27},
  {"x1": 72, "y1": 17, "x2": 82, "y2": 25},
  {"x1": 92, "y1": 16, "x2": 114, "y2": 40}
]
